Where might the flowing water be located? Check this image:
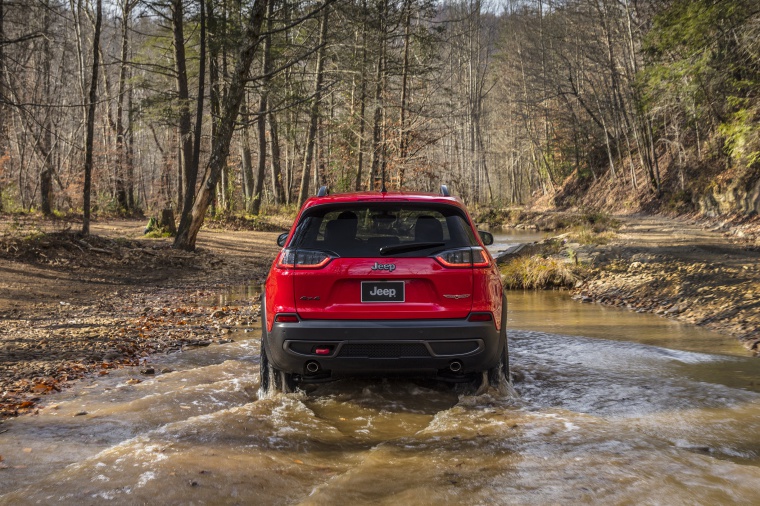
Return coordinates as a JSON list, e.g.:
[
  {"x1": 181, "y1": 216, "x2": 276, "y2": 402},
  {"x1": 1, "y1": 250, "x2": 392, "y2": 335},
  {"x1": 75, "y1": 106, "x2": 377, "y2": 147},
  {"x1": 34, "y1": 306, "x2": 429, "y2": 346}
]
[{"x1": 2, "y1": 232, "x2": 760, "y2": 504}]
